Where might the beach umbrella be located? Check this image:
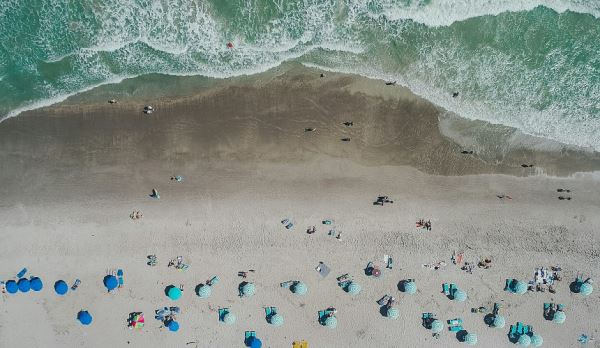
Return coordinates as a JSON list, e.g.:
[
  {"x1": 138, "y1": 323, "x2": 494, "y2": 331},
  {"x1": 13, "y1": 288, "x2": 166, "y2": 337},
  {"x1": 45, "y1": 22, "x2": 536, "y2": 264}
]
[
  {"x1": 168, "y1": 320, "x2": 179, "y2": 332},
  {"x1": 167, "y1": 286, "x2": 182, "y2": 301},
  {"x1": 371, "y1": 268, "x2": 381, "y2": 278},
  {"x1": 54, "y1": 280, "x2": 68, "y2": 295},
  {"x1": 241, "y1": 283, "x2": 256, "y2": 297},
  {"x1": 18, "y1": 278, "x2": 31, "y2": 292},
  {"x1": 431, "y1": 320, "x2": 444, "y2": 333},
  {"x1": 579, "y1": 282, "x2": 593, "y2": 296},
  {"x1": 77, "y1": 311, "x2": 92, "y2": 325},
  {"x1": 346, "y1": 282, "x2": 361, "y2": 295},
  {"x1": 269, "y1": 313, "x2": 283, "y2": 327},
  {"x1": 197, "y1": 285, "x2": 212, "y2": 298},
  {"x1": 5, "y1": 280, "x2": 18, "y2": 294},
  {"x1": 514, "y1": 281, "x2": 527, "y2": 295},
  {"x1": 292, "y1": 282, "x2": 307, "y2": 295},
  {"x1": 530, "y1": 333, "x2": 543, "y2": 347},
  {"x1": 518, "y1": 334, "x2": 531, "y2": 347},
  {"x1": 103, "y1": 275, "x2": 118, "y2": 291},
  {"x1": 453, "y1": 289, "x2": 467, "y2": 302},
  {"x1": 552, "y1": 311, "x2": 566, "y2": 324},
  {"x1": 30, "y1": 277, "x2": 43, "y2": 291},
  {"x1": 386, "y1": 307, "x2": 399, "y2": 320},
  {"x1": 464, "y1": 332, "x2": 477, "y2": 345},
  {"x1": 404, "y1": 281, "x2": 417, "y2": 294},
  {"x1": 249, "y1": 337, "x2": 262, "y2": 348},
  {"x1": 223, "y1": 313, "x2": 236, "y2": 325},
  {"x1": 324, "y1": 316, "x2": 337, "y2": 329},
  {"x1": 492, "y1": 315, "x2": 505, "y2": 328}
]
